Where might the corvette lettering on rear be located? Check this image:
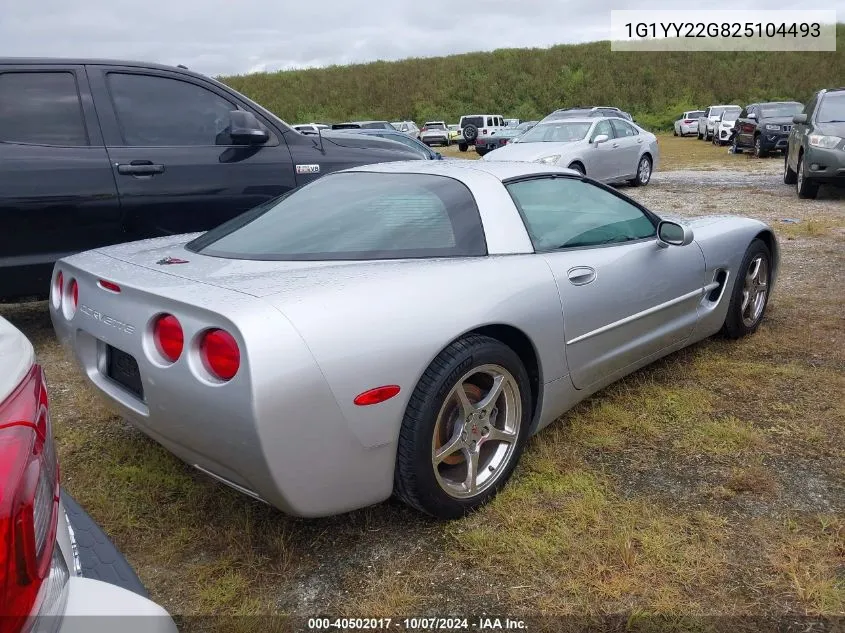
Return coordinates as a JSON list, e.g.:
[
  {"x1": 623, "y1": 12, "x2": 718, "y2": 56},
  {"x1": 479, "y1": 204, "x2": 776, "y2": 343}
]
[{"x1": 80, "y1": 305, "x2": 136, "y2": 335}]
